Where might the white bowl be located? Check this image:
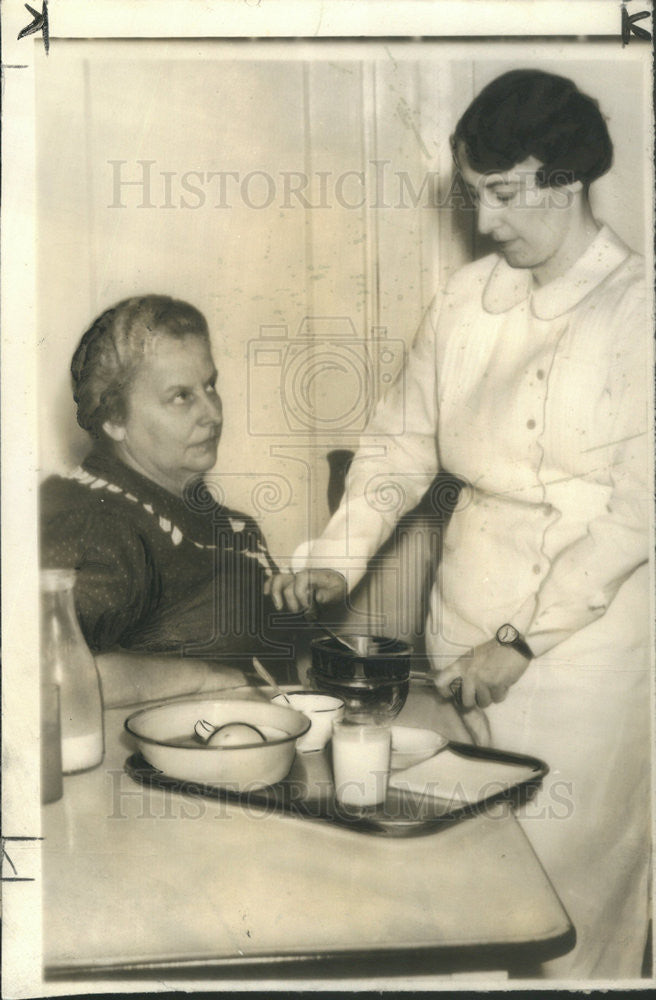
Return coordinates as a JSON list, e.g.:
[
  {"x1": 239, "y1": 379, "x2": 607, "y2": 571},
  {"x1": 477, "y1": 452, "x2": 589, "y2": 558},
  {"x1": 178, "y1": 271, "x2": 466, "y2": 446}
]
[
  {"x1": 390, "y1": 726, "x2": 448, "y2": 770},
  {"x1": 271, "y1": 691, "x2": 344, "y2": 752},
  {"x1": 125, "y1": 697, "x2": 310, "y2": 790}
]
